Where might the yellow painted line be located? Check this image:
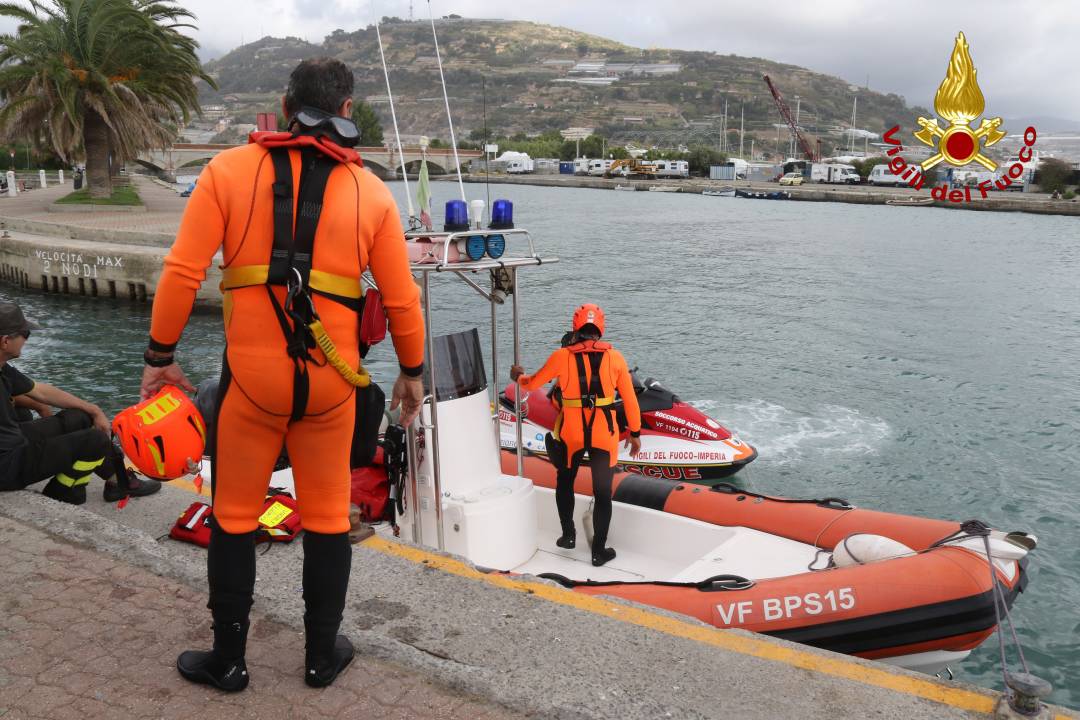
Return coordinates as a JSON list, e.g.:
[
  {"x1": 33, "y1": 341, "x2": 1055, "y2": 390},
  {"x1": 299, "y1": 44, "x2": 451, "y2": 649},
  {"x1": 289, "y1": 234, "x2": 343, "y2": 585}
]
[
  {"x1": 364, "y1": 535, "x2": 1002, "y2": 715},
  {"x1": 168, "y1": 476, "x2": 211, "y2": 498}
]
